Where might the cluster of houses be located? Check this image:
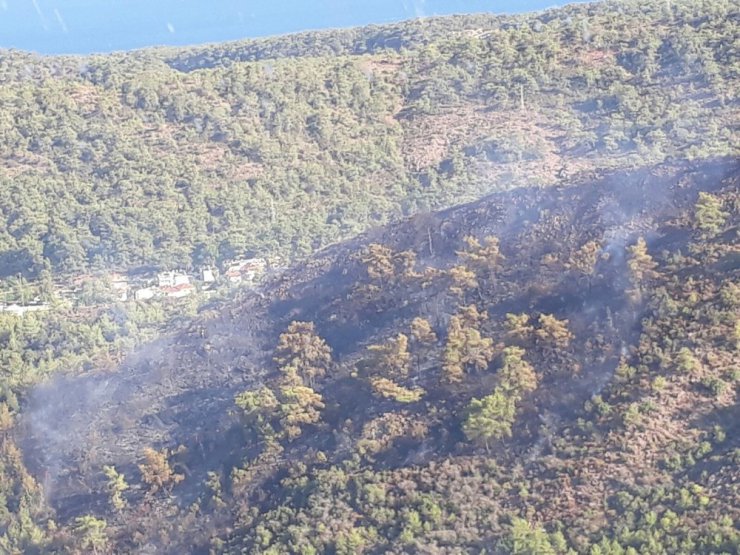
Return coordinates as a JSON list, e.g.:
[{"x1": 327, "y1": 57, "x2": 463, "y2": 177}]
[
  {"x1": 0, "y1": 257, "x2": 268, "y2": 316},
  {"x1": 127, "y1": 258, "x2": 267, "y2": 302},
  {"x1": 132, "y1": 270, "x2": 196, "y2": 301},
  {"x1": 223, "y1": 258, "x2": 267, "y2": 284}
]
